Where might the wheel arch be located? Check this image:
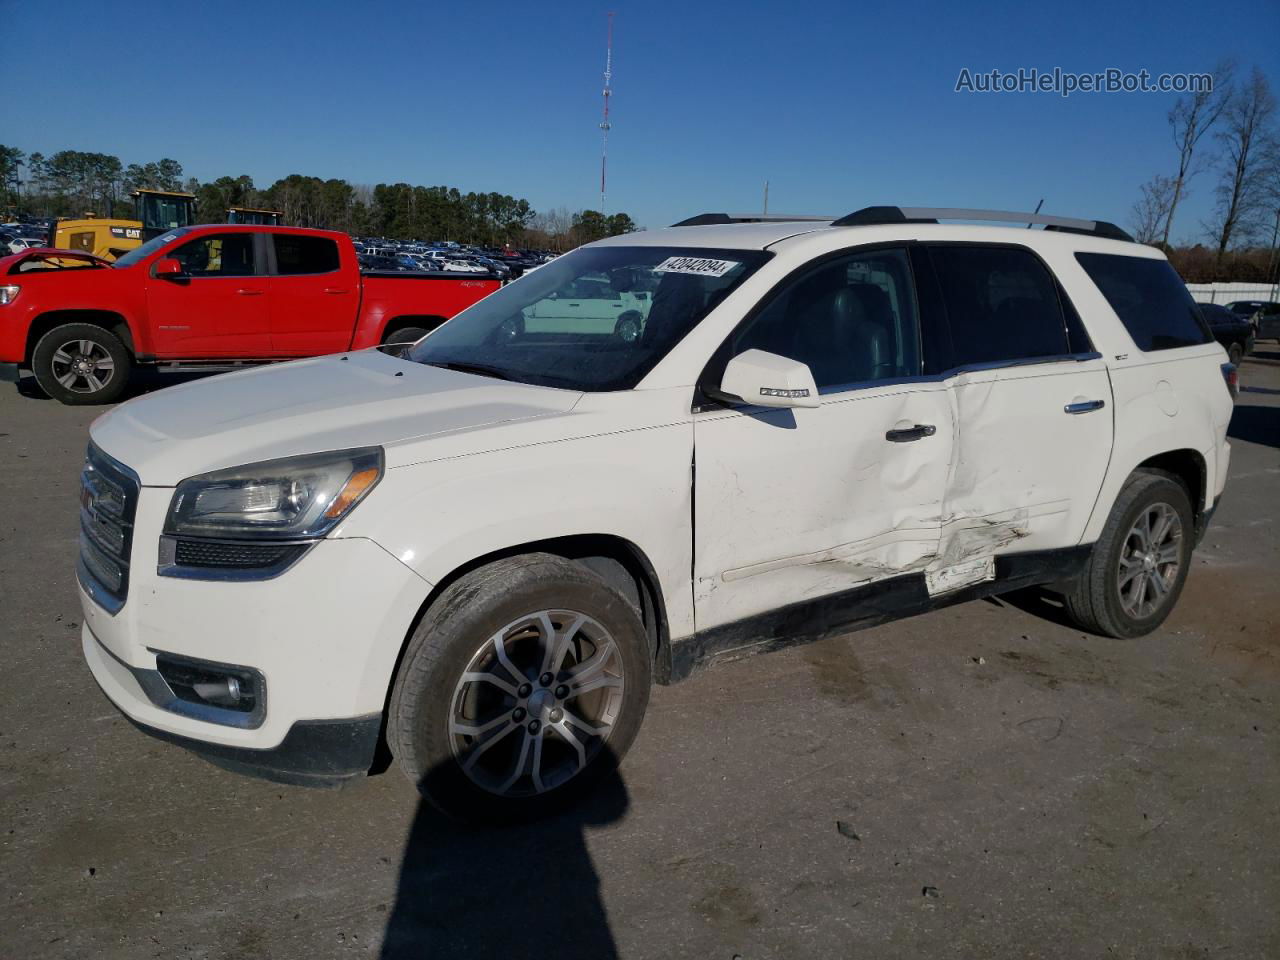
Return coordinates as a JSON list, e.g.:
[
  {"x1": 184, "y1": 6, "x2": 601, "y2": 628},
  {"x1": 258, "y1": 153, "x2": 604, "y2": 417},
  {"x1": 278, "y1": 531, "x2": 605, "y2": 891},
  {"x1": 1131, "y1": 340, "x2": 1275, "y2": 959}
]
[
  {"x1": 368, "y1": 533, "x2": 671, "y2": 775},
  {"x1": 26, "y1": 309, "x2": 134, "y2": 366},
  {"x1": 380, "y1": 314, "x2": 449, "y2": 343},
  {"x1": 1134, "y1": 448, "x2": 1206, "y2": 515}
]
